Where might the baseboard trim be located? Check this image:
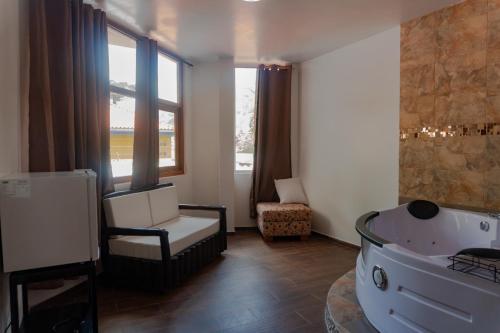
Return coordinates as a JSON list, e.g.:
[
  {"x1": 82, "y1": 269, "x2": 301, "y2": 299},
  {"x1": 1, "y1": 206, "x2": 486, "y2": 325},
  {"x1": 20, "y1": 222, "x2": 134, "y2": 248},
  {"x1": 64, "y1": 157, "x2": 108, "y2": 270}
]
[
  {"x1": 234, "y1": 227, "x2": 258, "y2": 231},
  {"x1": 230, "y1": 226, "x2": 259, "y2": 235},
  {"x1": 311, "y1": 230, "x2": 361, "y2": 250}
]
